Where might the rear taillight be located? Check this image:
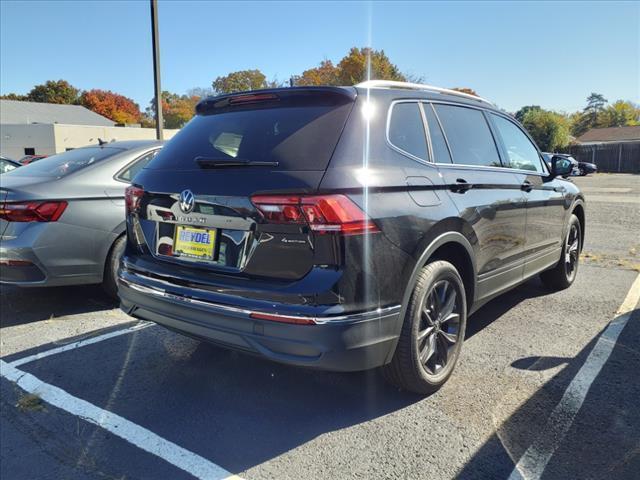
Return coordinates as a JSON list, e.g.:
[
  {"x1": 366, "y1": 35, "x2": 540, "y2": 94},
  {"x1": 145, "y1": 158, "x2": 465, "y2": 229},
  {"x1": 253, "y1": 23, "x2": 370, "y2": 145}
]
[
  {"x1": 0, "y1": 201, "x2": 67, "y2": 222},
  {"x1": 251, "y1": 194, "x2": 379, "y2": 236},
  {"x1": 125, "y1": 185, "x2": 144, "y2": 214}
]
